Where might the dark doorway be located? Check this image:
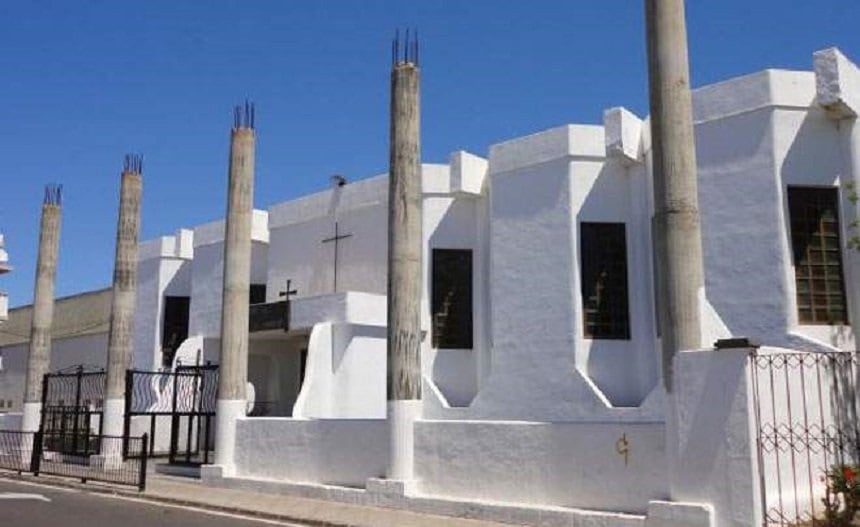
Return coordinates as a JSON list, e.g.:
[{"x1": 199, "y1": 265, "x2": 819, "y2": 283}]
[{"x1": 162, "y1": 296, "x2": 190, "y2": 368}]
